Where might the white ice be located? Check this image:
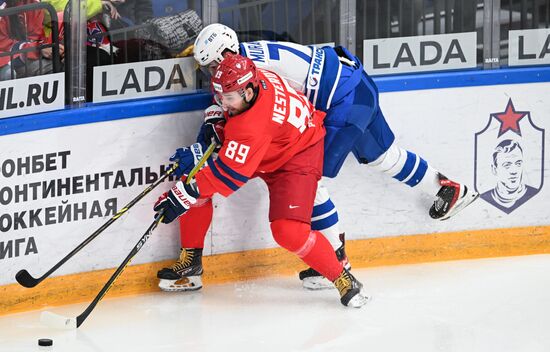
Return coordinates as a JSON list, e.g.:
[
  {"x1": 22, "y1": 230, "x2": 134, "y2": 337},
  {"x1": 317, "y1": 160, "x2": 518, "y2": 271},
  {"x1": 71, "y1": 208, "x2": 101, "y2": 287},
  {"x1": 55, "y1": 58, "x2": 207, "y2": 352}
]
[{"x1": 1, "y1": 254, "x2": 550, "y2": 352}]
